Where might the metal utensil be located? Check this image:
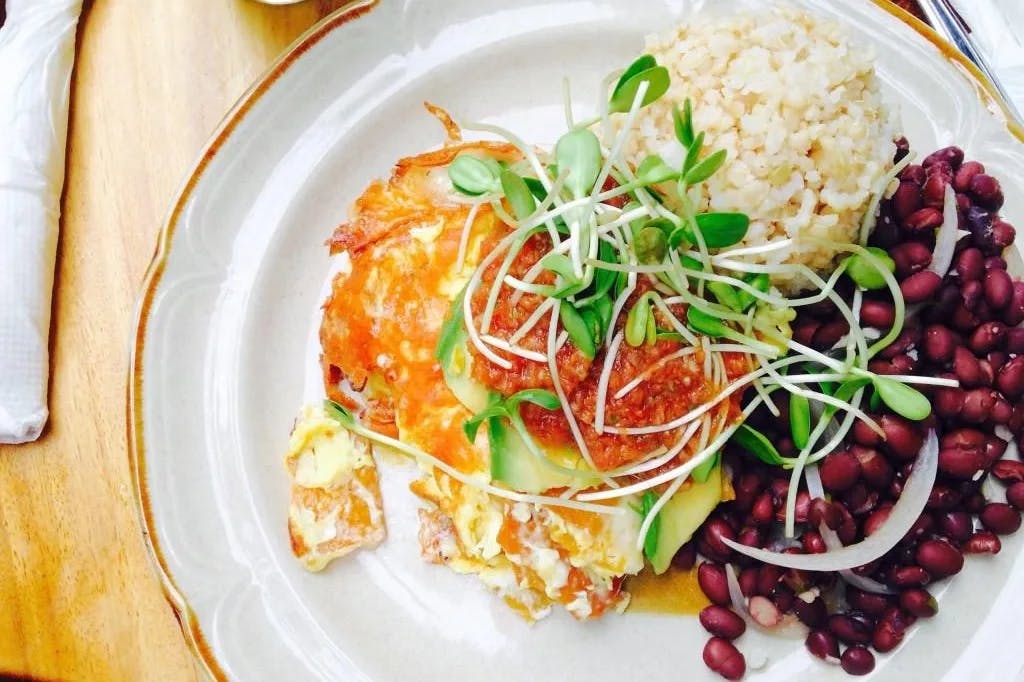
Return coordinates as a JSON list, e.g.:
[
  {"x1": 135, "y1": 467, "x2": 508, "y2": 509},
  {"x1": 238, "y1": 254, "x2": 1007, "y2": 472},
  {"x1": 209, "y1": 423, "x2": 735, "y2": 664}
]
[{"x1": 917, "y1": 0, "x2": 1023, "y2": 125}]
